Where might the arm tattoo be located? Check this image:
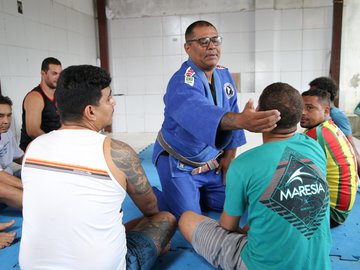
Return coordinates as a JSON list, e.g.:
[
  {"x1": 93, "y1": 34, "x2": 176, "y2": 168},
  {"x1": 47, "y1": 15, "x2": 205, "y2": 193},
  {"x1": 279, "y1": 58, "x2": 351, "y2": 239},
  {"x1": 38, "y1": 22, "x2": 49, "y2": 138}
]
[
  {"x1": 134, "y1": 217, "x2": 176, "y2": 253},
  {"x1": 220, "y1": 112, "x2": 238, "y2": 130},
  {"x1": 110, "y1": 139, "x2": 151, "y2": 195}
]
